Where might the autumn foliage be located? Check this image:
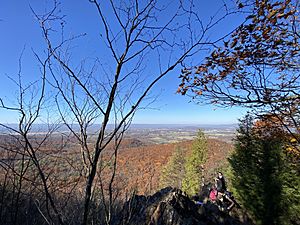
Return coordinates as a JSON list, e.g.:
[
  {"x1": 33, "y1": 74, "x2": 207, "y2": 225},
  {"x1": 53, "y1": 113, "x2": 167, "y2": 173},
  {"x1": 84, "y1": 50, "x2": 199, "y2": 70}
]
[
  {"x1": 178, "y1": 0, "x2": 300, "y2": 156},
  {"x1": 179, "y1": 0, "x2": 299, "y2": 103}
]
